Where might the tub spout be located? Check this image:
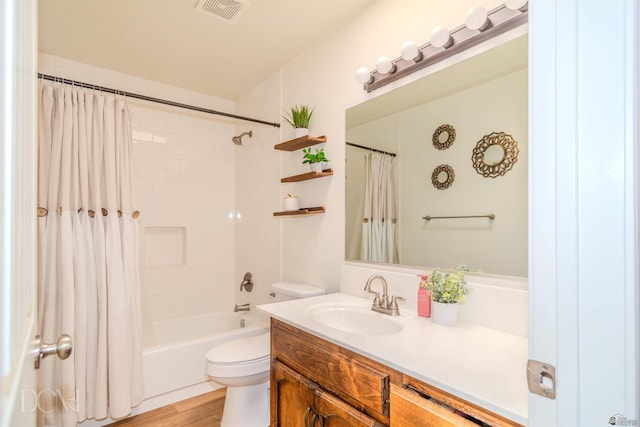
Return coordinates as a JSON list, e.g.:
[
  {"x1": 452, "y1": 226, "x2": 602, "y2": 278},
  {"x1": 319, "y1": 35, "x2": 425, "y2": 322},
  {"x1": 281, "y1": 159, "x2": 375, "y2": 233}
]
[{"x1": 234, "y1": 303, "x2": 250, "y2": 312}]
